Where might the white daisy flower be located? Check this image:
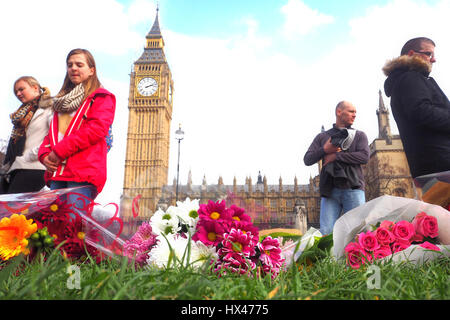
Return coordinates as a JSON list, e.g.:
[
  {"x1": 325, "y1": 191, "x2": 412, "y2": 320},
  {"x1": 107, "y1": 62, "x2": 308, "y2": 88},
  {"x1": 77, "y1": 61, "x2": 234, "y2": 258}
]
[
  {"x1": 175, "y1": 198, "x2": 200, "y2": 234},
  {"x1": 190, "y1": 241, "x2": 218, "y2": 270},
  {"x1": 150, "y1": 207, "x2": 180, "y2": 236}
]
